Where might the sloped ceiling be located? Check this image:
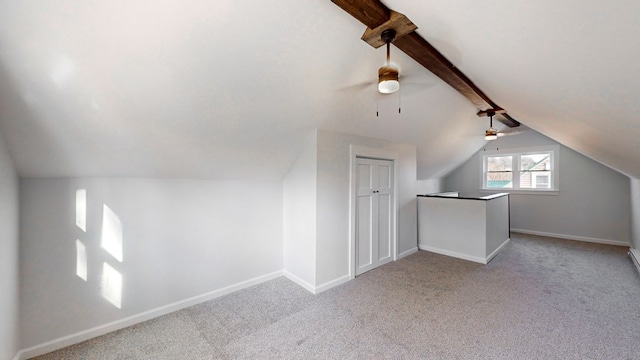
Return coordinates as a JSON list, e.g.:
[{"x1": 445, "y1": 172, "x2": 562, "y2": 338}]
[{"x1": 0, "y1": 0, "x2": 639, "y2": 180}]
